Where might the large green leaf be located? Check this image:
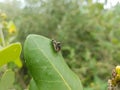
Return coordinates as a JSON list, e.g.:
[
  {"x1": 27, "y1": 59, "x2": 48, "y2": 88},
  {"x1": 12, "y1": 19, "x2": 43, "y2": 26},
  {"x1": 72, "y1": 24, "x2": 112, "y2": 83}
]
[
  {"x1": 0, "y1": 43, "x2": 22, "y2": 68},
  {"x1": 0, "y1": 69, "x2": 15, "y2": 90},
  {"x1": 24, "y1": 34, "x2": 83, "y2": 90}
]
